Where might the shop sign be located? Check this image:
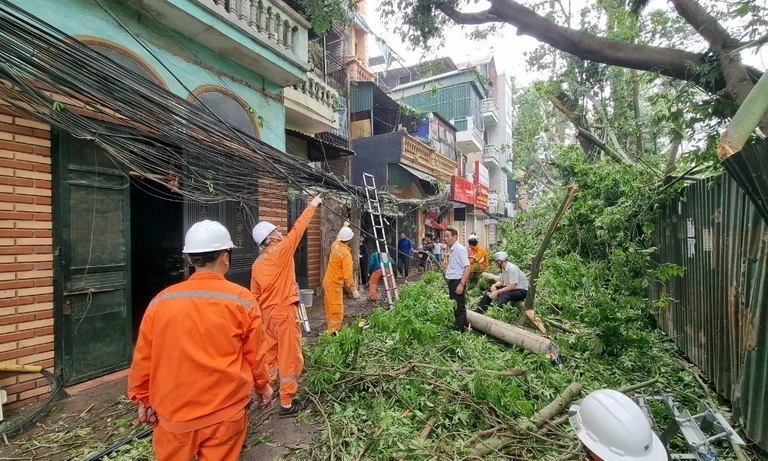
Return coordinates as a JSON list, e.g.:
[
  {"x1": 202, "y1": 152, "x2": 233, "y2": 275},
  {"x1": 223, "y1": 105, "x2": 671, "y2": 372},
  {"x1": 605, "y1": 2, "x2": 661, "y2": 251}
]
[
  {"x1": 473, "y1": 161, "x2": 489, "y2": 211},
  {"x1": 450, "y1": 175, "x2": 475, "y2": 205}
]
